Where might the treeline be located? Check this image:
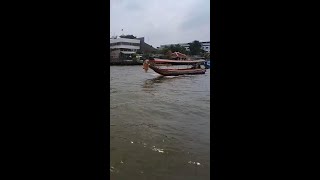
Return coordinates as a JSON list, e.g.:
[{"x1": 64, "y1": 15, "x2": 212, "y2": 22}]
[
  {"x1": 159, "y1": 40, "x2": 210, "y2": 58},
  {"x1": 119, "y1": 34, "x2": 136, "y2": 39},
  {"x1": 113, "y1": 35, "x2": 211, "y2": 60}
]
